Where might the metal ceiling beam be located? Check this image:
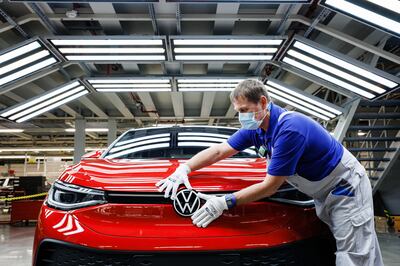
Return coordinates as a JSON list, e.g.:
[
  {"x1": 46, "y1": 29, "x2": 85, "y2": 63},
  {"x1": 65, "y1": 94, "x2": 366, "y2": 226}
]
[
  {"x1": 200, "y1": 91, "x2": 216, "y2": 119},
  {"x1": 136, "y1": 92, "x2": 159, "y2": 119},
  {"x1": 225, "y1": 104, "x2": 236, "y2": 119},
  {"x1": 171, "y1": 92, "x2": 184, "y2": 118}
]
